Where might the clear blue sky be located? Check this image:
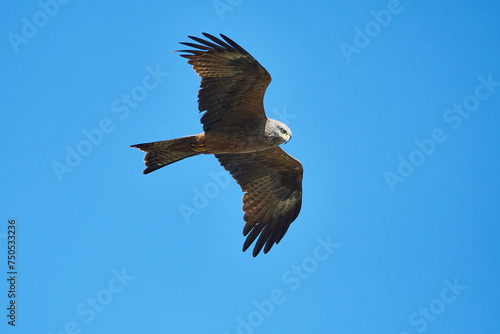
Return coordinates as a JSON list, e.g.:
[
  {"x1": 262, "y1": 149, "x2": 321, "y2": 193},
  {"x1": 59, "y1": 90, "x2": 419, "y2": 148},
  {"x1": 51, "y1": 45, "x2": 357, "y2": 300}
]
[{"x1": 1, "y1": 1, "x2": 500, "y2": 333}]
